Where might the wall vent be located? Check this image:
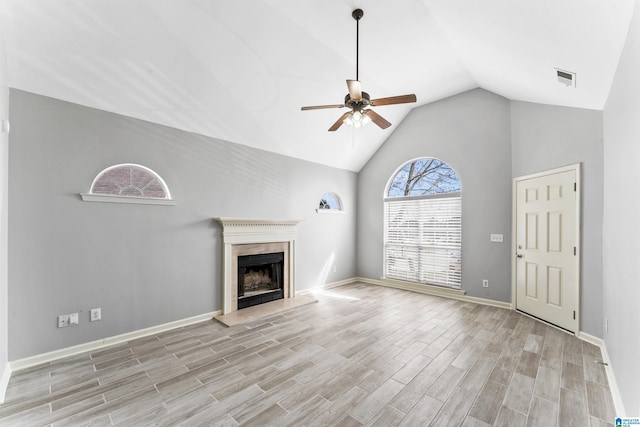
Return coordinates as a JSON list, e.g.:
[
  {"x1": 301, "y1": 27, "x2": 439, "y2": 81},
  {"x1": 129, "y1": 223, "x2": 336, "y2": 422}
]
[{"x1": 555, "y1": 68, "x2": 576, "y2": 87}]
